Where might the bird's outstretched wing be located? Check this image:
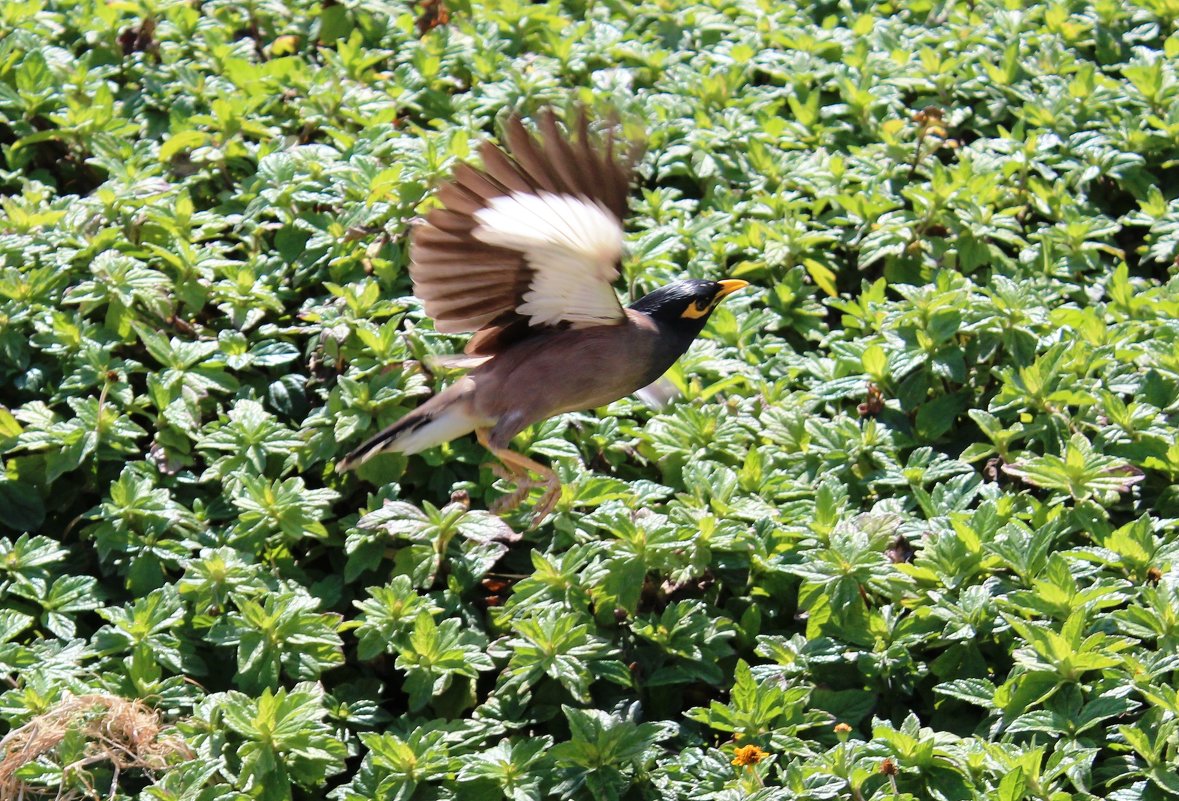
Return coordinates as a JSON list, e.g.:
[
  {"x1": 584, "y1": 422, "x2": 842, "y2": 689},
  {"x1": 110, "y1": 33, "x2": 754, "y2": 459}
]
[{"x1": 410, "y1": 109, "x2": 639, "y2": 356}]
